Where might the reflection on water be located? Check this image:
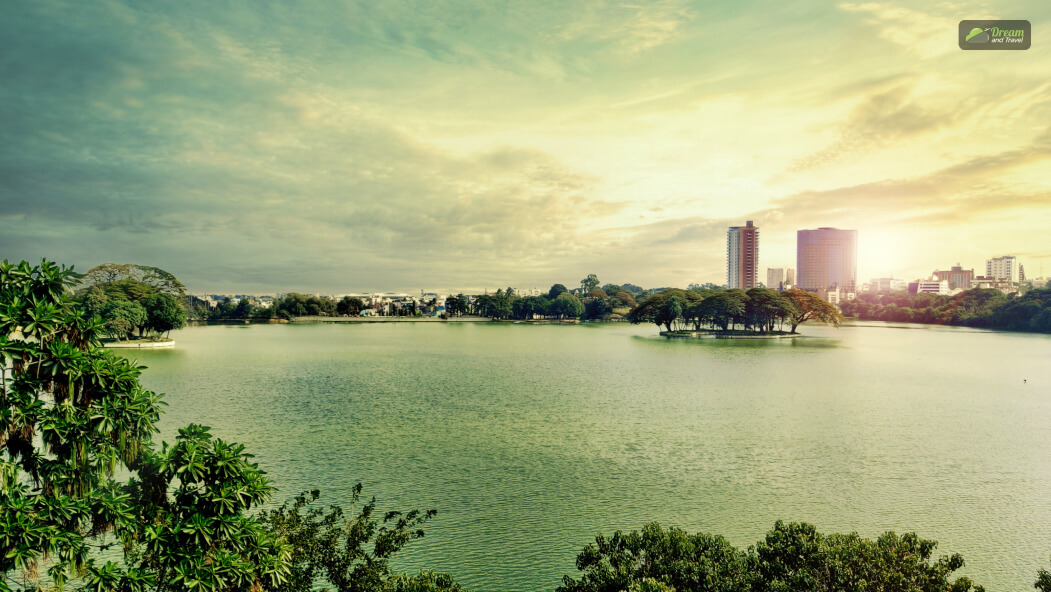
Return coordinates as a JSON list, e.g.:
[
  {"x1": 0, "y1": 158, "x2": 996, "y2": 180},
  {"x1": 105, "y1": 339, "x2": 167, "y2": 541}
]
[{"x1": 127, "y1": 321, "x2": 1051, "y2": 592}]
